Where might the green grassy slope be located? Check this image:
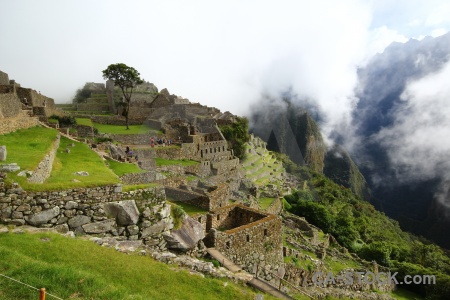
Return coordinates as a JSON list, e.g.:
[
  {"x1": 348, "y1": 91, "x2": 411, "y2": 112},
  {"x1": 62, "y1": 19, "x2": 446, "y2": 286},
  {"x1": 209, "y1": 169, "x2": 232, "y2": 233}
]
[{"x1": 0, "y1": 231, "x2": 262, "y2": 300}]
